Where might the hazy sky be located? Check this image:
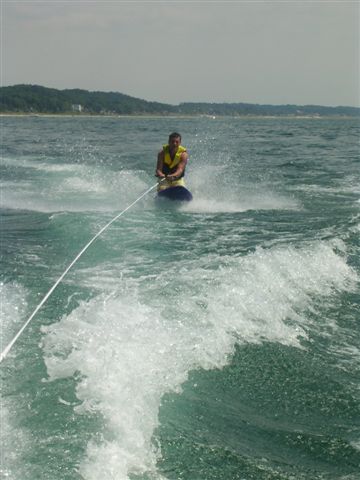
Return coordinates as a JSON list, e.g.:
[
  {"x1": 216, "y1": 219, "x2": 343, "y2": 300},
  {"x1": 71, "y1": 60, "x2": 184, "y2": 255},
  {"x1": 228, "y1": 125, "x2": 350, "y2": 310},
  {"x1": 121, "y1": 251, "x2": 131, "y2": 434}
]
[{"x1": 2, "y1": 1, "x2": 359, "y2": 107}]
